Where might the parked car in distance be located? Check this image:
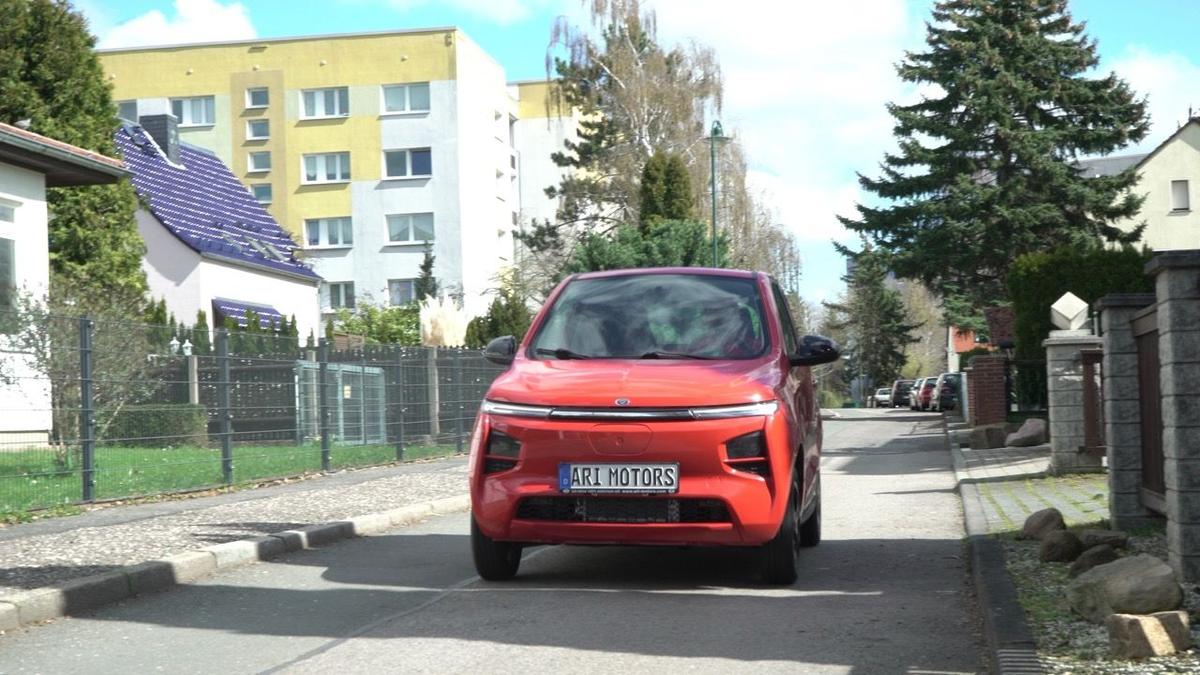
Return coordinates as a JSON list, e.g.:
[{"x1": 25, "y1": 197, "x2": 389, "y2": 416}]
[
  {"x1": 931, "y1": 373, "x2": 962, "y2": 411},
  {"x1": 891, "y1": 380, "x2": 914, "y2": 408},
  {"x1": 918, "y1": 378, "x2": 937, "y2": 410},
  {"x1": 471, "y1": 268, "x2": 840, "y2": 585},
  {"x1": 909, "y1": 377, "x2": 926, "y2": 410},
  {"x1": 872, "y1": 388, "x2": 891, "y2": 408}
]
